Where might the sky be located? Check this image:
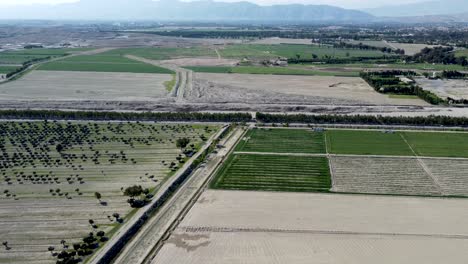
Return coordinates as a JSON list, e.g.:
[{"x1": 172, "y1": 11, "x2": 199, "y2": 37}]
[{"x1": 0, "y1": 0, "x2": 425, "y2": 9}]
